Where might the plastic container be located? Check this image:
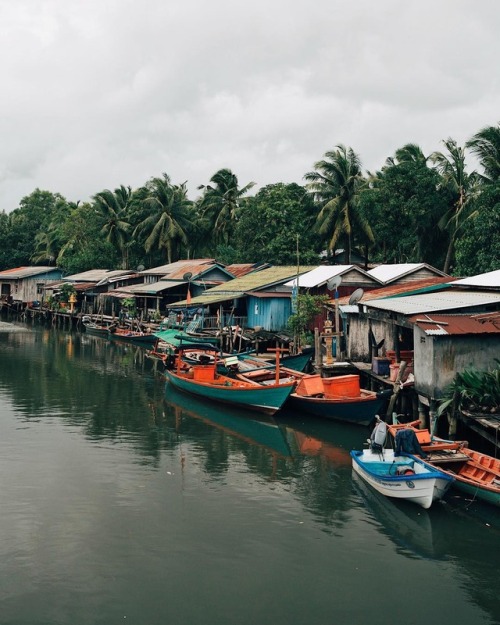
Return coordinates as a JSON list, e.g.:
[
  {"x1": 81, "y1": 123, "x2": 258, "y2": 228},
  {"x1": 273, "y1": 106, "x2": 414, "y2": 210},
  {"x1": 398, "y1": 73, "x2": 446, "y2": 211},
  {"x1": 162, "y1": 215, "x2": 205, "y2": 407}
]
[
  {"x1": 372, "y1": 357, "x2": 391, "y2": 376},
  {"x1": 296, "y1": 375, "x2": 324, "y2": 397},
  {"x1": 323, "y1": 374, "x2": 360, "y2": 398},
  {"x1": 193, "y1": 366, "x2": 215, "y2": 382}
]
